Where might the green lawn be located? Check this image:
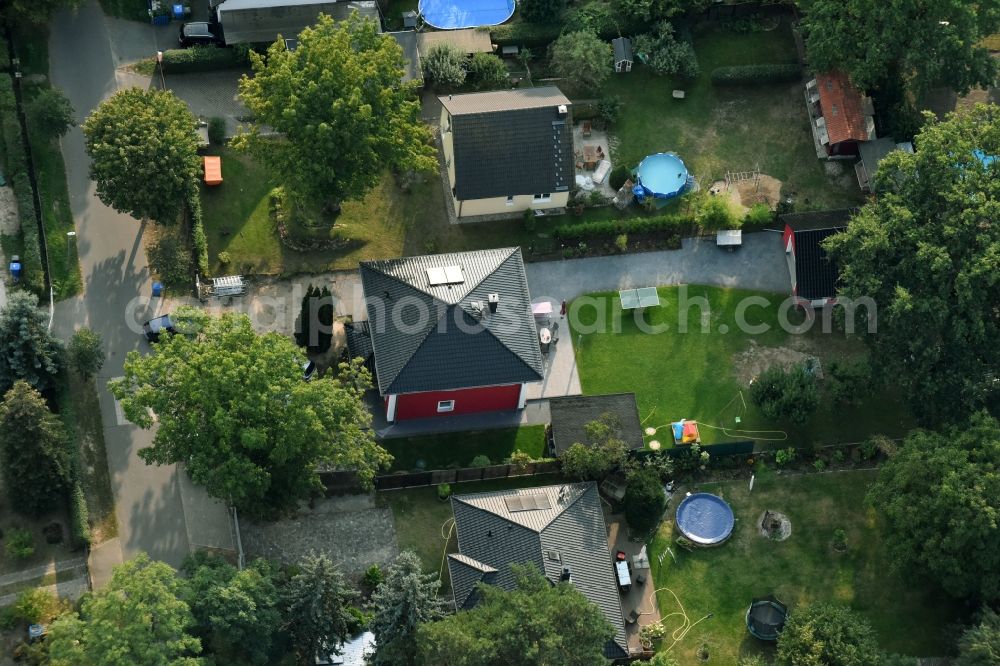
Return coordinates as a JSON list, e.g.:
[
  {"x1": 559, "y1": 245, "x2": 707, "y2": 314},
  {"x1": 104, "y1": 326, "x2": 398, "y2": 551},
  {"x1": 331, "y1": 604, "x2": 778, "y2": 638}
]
[
  {"x1": 378, "y1": 473, "x2": 565, "y2": 588},
  {"x1": 648, "y1": 470, "x2": 965, "y2": 662},
  {"x1": 569, "y1": 286, "x2": 914, "y2": 446},
  {"x1": 603, "y1": 24, "x2": 863, "y2": 211},
  {"x1": 380, "y1": 425, "x2": 547, "y2": 472}
]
